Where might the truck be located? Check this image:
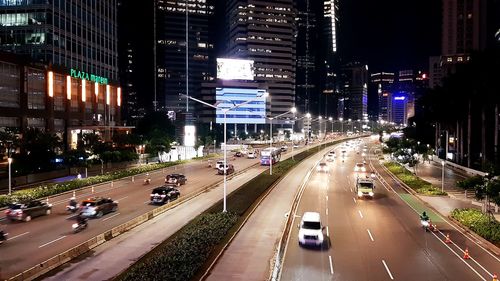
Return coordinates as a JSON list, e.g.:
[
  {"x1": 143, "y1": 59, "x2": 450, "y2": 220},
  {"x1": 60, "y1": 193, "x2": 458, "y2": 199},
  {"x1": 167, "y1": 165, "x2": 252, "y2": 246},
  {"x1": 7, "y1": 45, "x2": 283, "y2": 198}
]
[{"x1": 355, "y1": 177, "x2": 375, "y2": 198}]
